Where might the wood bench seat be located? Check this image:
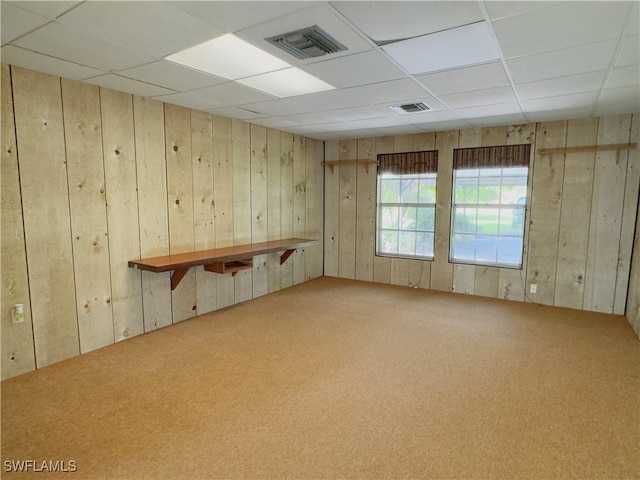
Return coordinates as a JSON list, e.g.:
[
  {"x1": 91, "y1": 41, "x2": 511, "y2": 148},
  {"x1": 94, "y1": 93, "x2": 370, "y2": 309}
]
[{"x1": 128, "y1": 238, "x2": 318, "y2": 290}]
